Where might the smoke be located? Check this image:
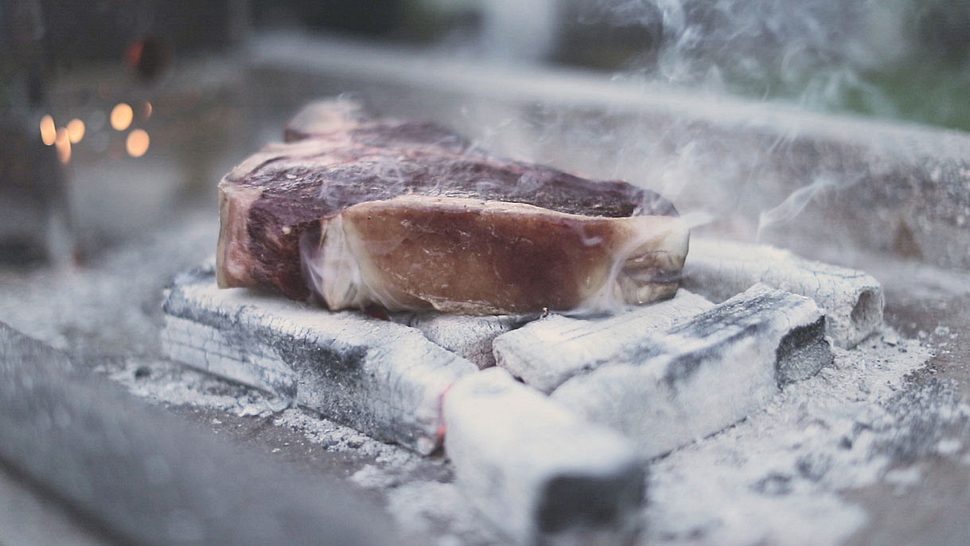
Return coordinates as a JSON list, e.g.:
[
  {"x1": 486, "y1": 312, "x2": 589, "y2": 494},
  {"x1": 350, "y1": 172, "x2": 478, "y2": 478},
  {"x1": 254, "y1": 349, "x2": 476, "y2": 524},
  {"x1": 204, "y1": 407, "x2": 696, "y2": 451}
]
[
  {"x1": 551, "y1": 0, "x2": 925, "y2": 246},
  {"x1": 677, "y1": 210, "x2": 715, "y2": 231},
  {"x1": 755, "y1": 176, "x2": 837, "y2": 242},
  {"x1": 581, "y1": 0, "x2": 908, "y2": 113}
]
